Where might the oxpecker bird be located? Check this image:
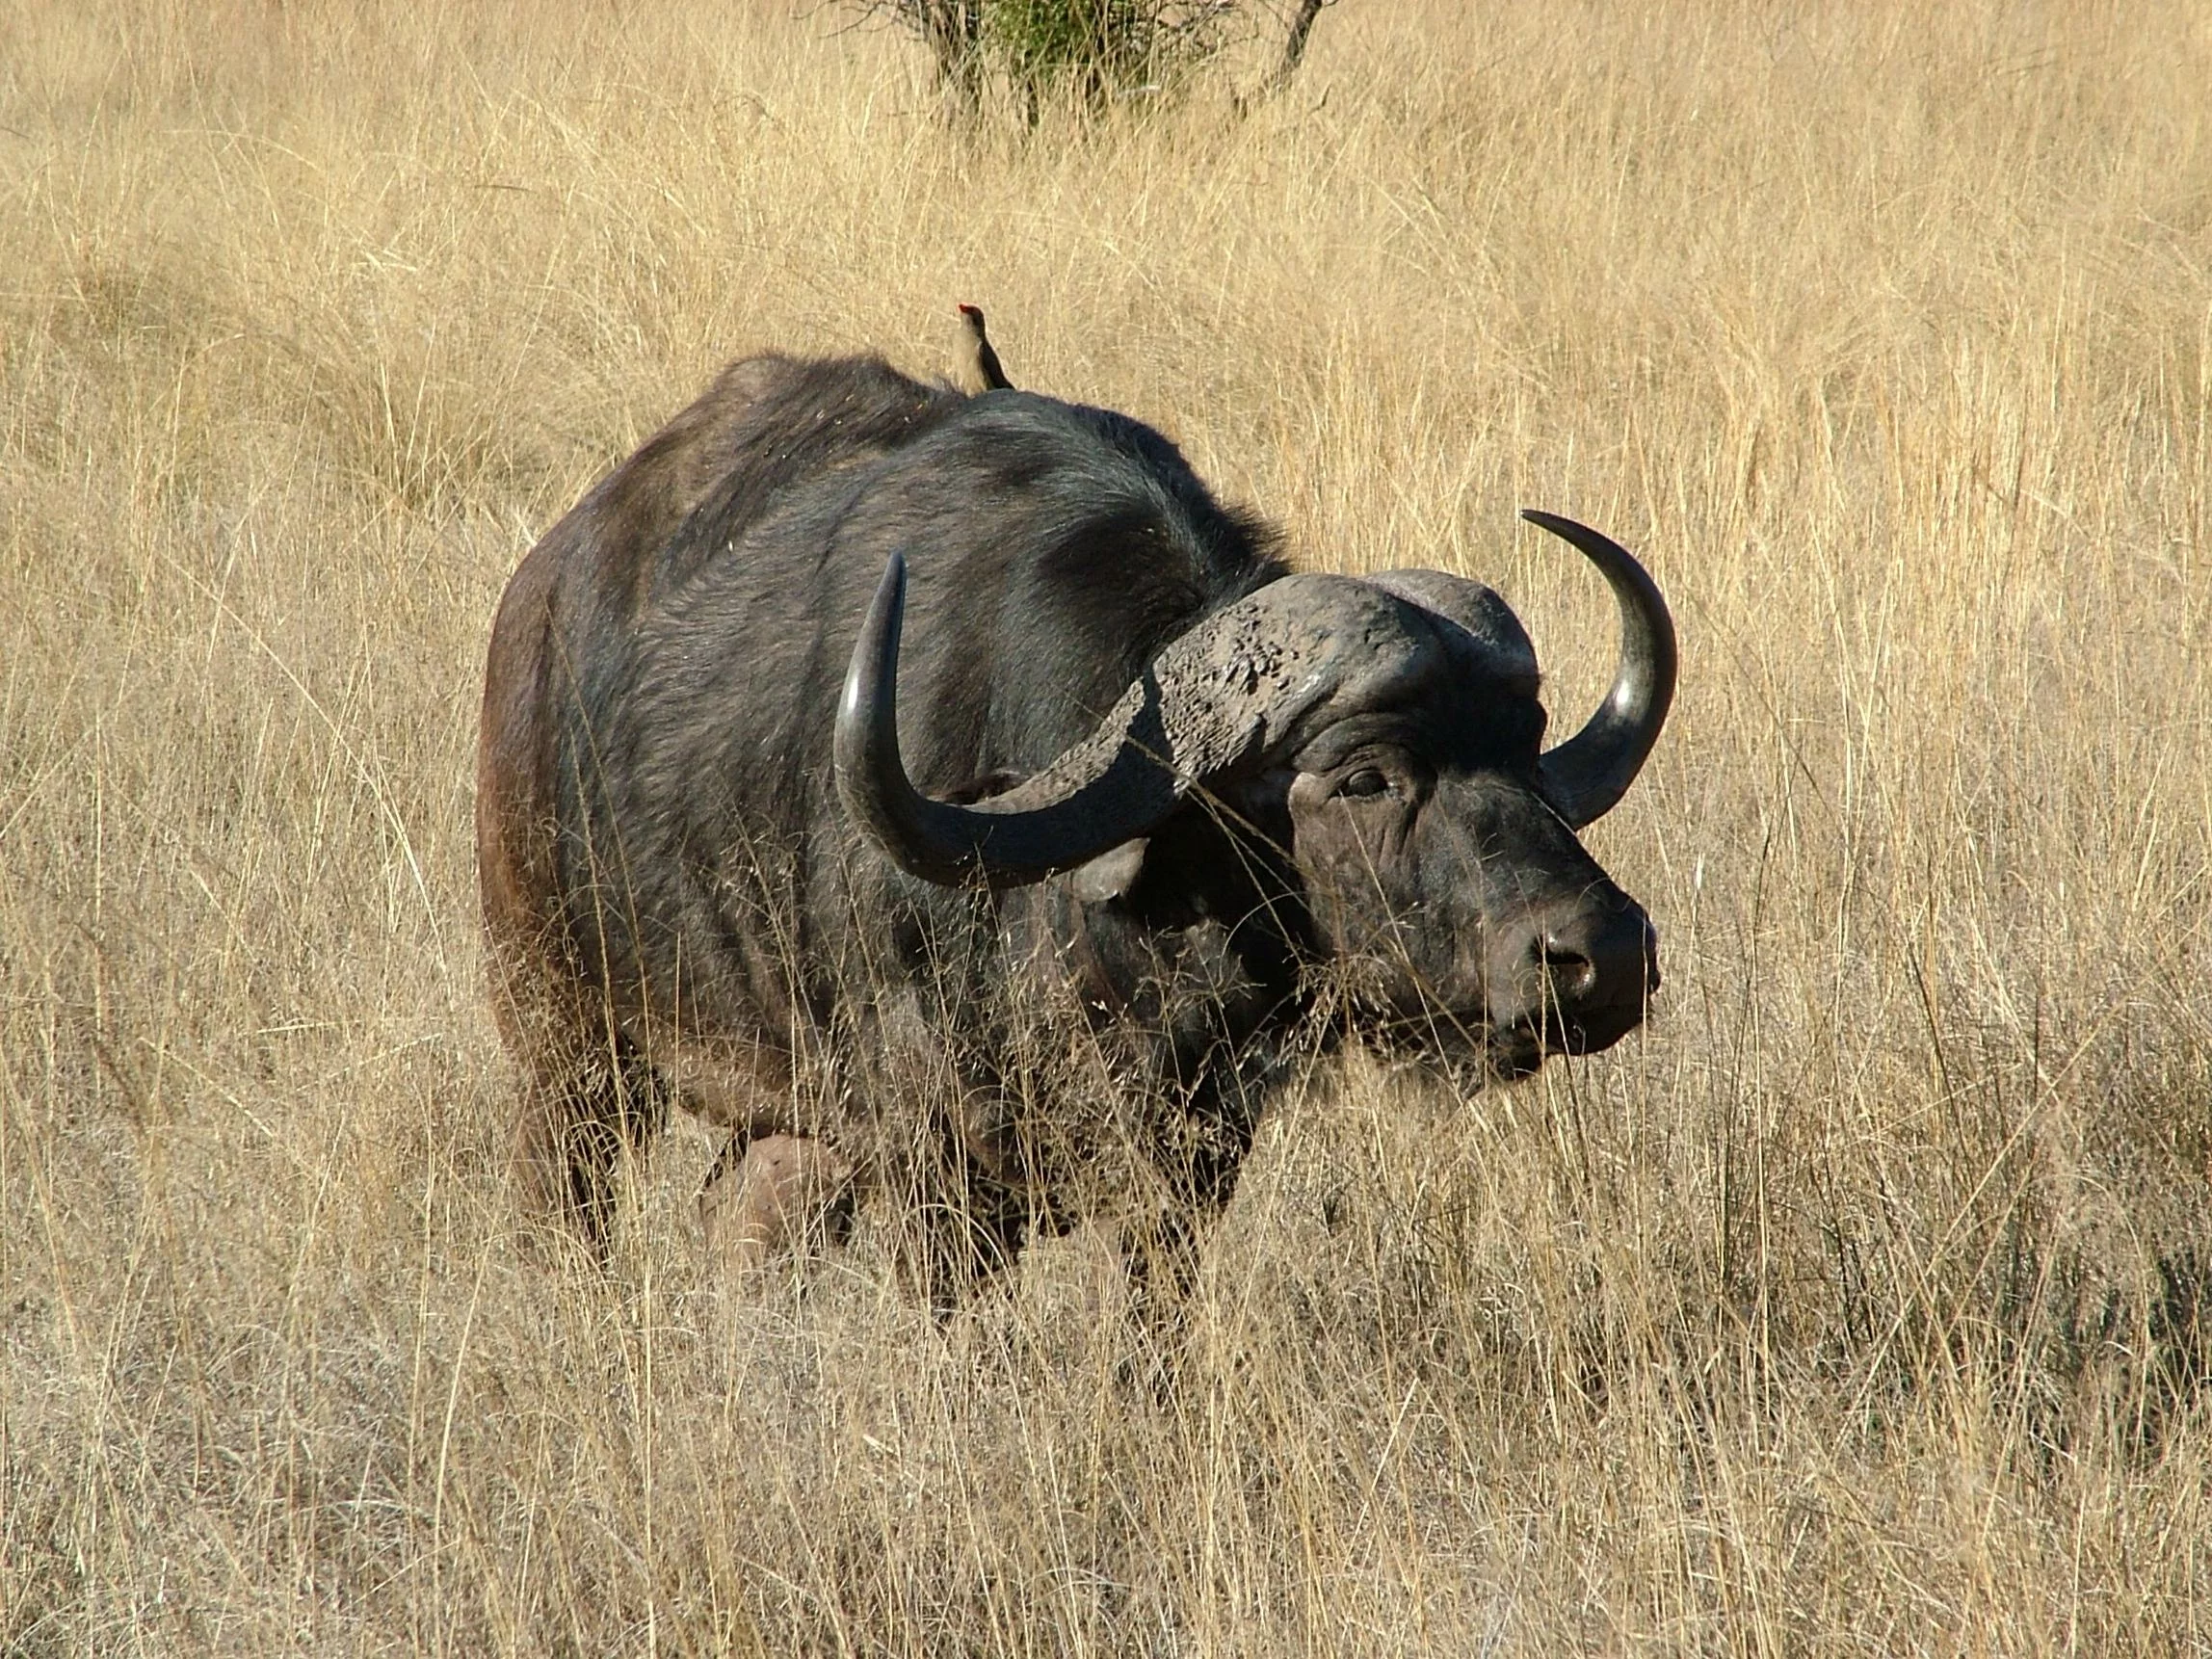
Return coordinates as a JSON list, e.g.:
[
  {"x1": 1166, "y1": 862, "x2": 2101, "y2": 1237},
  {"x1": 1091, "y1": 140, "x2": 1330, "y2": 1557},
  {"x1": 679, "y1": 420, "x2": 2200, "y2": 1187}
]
[{"x1": 957, "y1": 303, "x2": 1013, "y2": 393}]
